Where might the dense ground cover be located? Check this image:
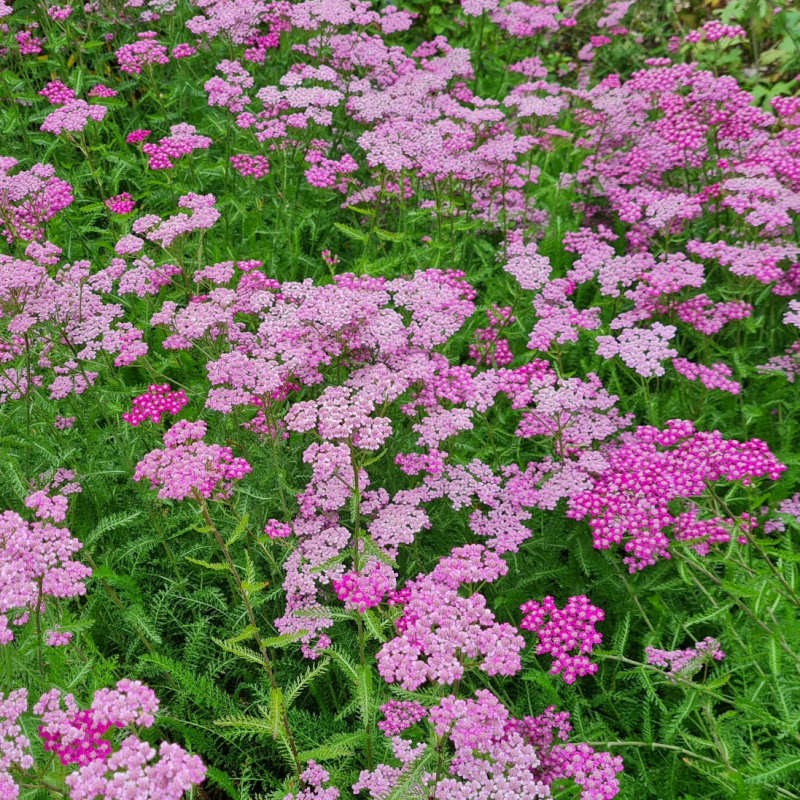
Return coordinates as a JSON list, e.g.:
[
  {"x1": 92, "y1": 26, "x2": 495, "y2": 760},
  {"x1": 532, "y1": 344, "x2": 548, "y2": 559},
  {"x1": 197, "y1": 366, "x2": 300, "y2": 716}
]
[{"x1": 0, "y1": 0, "x2": 798, "y2": 797}]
